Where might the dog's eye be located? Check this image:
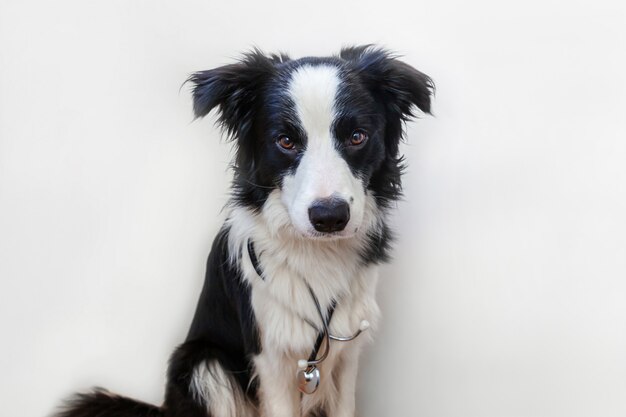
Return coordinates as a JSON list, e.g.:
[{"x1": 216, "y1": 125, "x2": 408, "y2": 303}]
[
  {"x1": 277, "y1": 135, "x2": 295, "y2": 150},
  {"x1": 349, "y1": 129, "x2": 368, "y2": 146}
]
